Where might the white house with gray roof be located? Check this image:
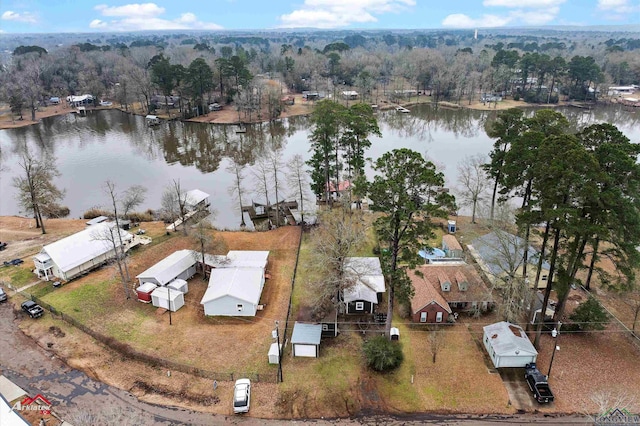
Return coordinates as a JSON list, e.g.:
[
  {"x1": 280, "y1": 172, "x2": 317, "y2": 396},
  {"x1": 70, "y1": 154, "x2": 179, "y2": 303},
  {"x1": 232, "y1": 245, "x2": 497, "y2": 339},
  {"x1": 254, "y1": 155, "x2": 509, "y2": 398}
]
[
  {"x1": 468, "y1": 231, "x2": 551, "y2": 289},
  {"x1": 201, "y1": 267, "x2": 265, "y2": 316},
  {"x1": 33, "y1": 222, "x2": 136, "y2": 281},
  {"x1": 483, "y1": 321, "x2": 538, "y2": 368}
]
